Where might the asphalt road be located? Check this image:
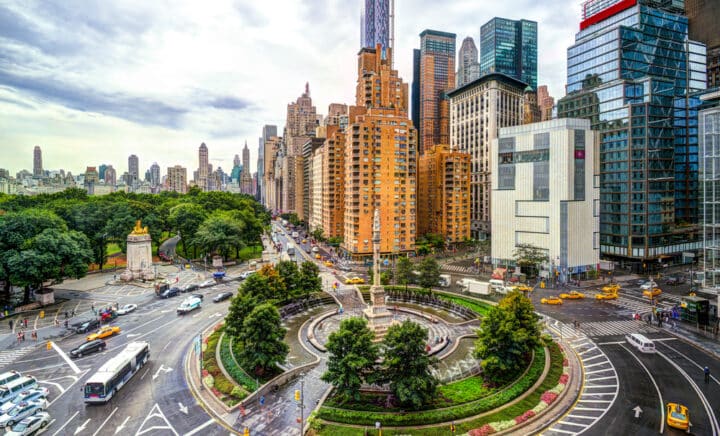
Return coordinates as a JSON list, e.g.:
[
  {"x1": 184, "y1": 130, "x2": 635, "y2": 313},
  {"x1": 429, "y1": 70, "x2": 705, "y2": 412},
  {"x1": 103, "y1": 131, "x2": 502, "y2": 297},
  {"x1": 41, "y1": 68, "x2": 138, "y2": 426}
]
[{"x1": 5, "y1": 280, "x2": 240, "y2": 436}]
